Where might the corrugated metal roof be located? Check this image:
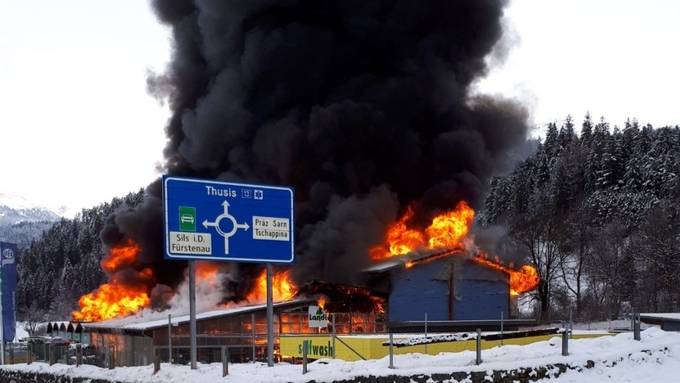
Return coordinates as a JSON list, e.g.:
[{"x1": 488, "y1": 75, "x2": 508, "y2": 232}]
[{"x1": 84, "y1": 299, "x2": 313, "y2": 332}]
